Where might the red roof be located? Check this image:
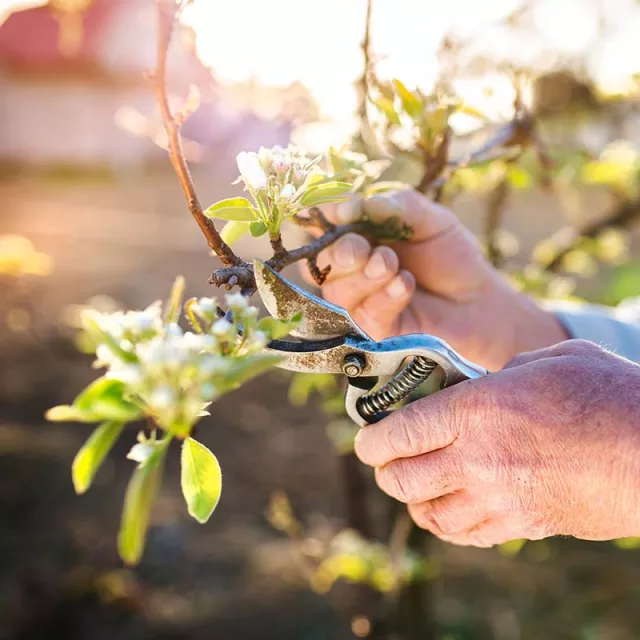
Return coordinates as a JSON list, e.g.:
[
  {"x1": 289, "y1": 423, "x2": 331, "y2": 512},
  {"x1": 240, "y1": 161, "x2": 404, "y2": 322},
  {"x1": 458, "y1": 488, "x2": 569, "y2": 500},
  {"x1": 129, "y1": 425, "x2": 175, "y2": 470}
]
[
  {"x1": 0, "y1": 0, "x2": 214, "y2": 90},
  {"x1": 0, "y1": 0, "x2": 132, "y2": 75}
]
